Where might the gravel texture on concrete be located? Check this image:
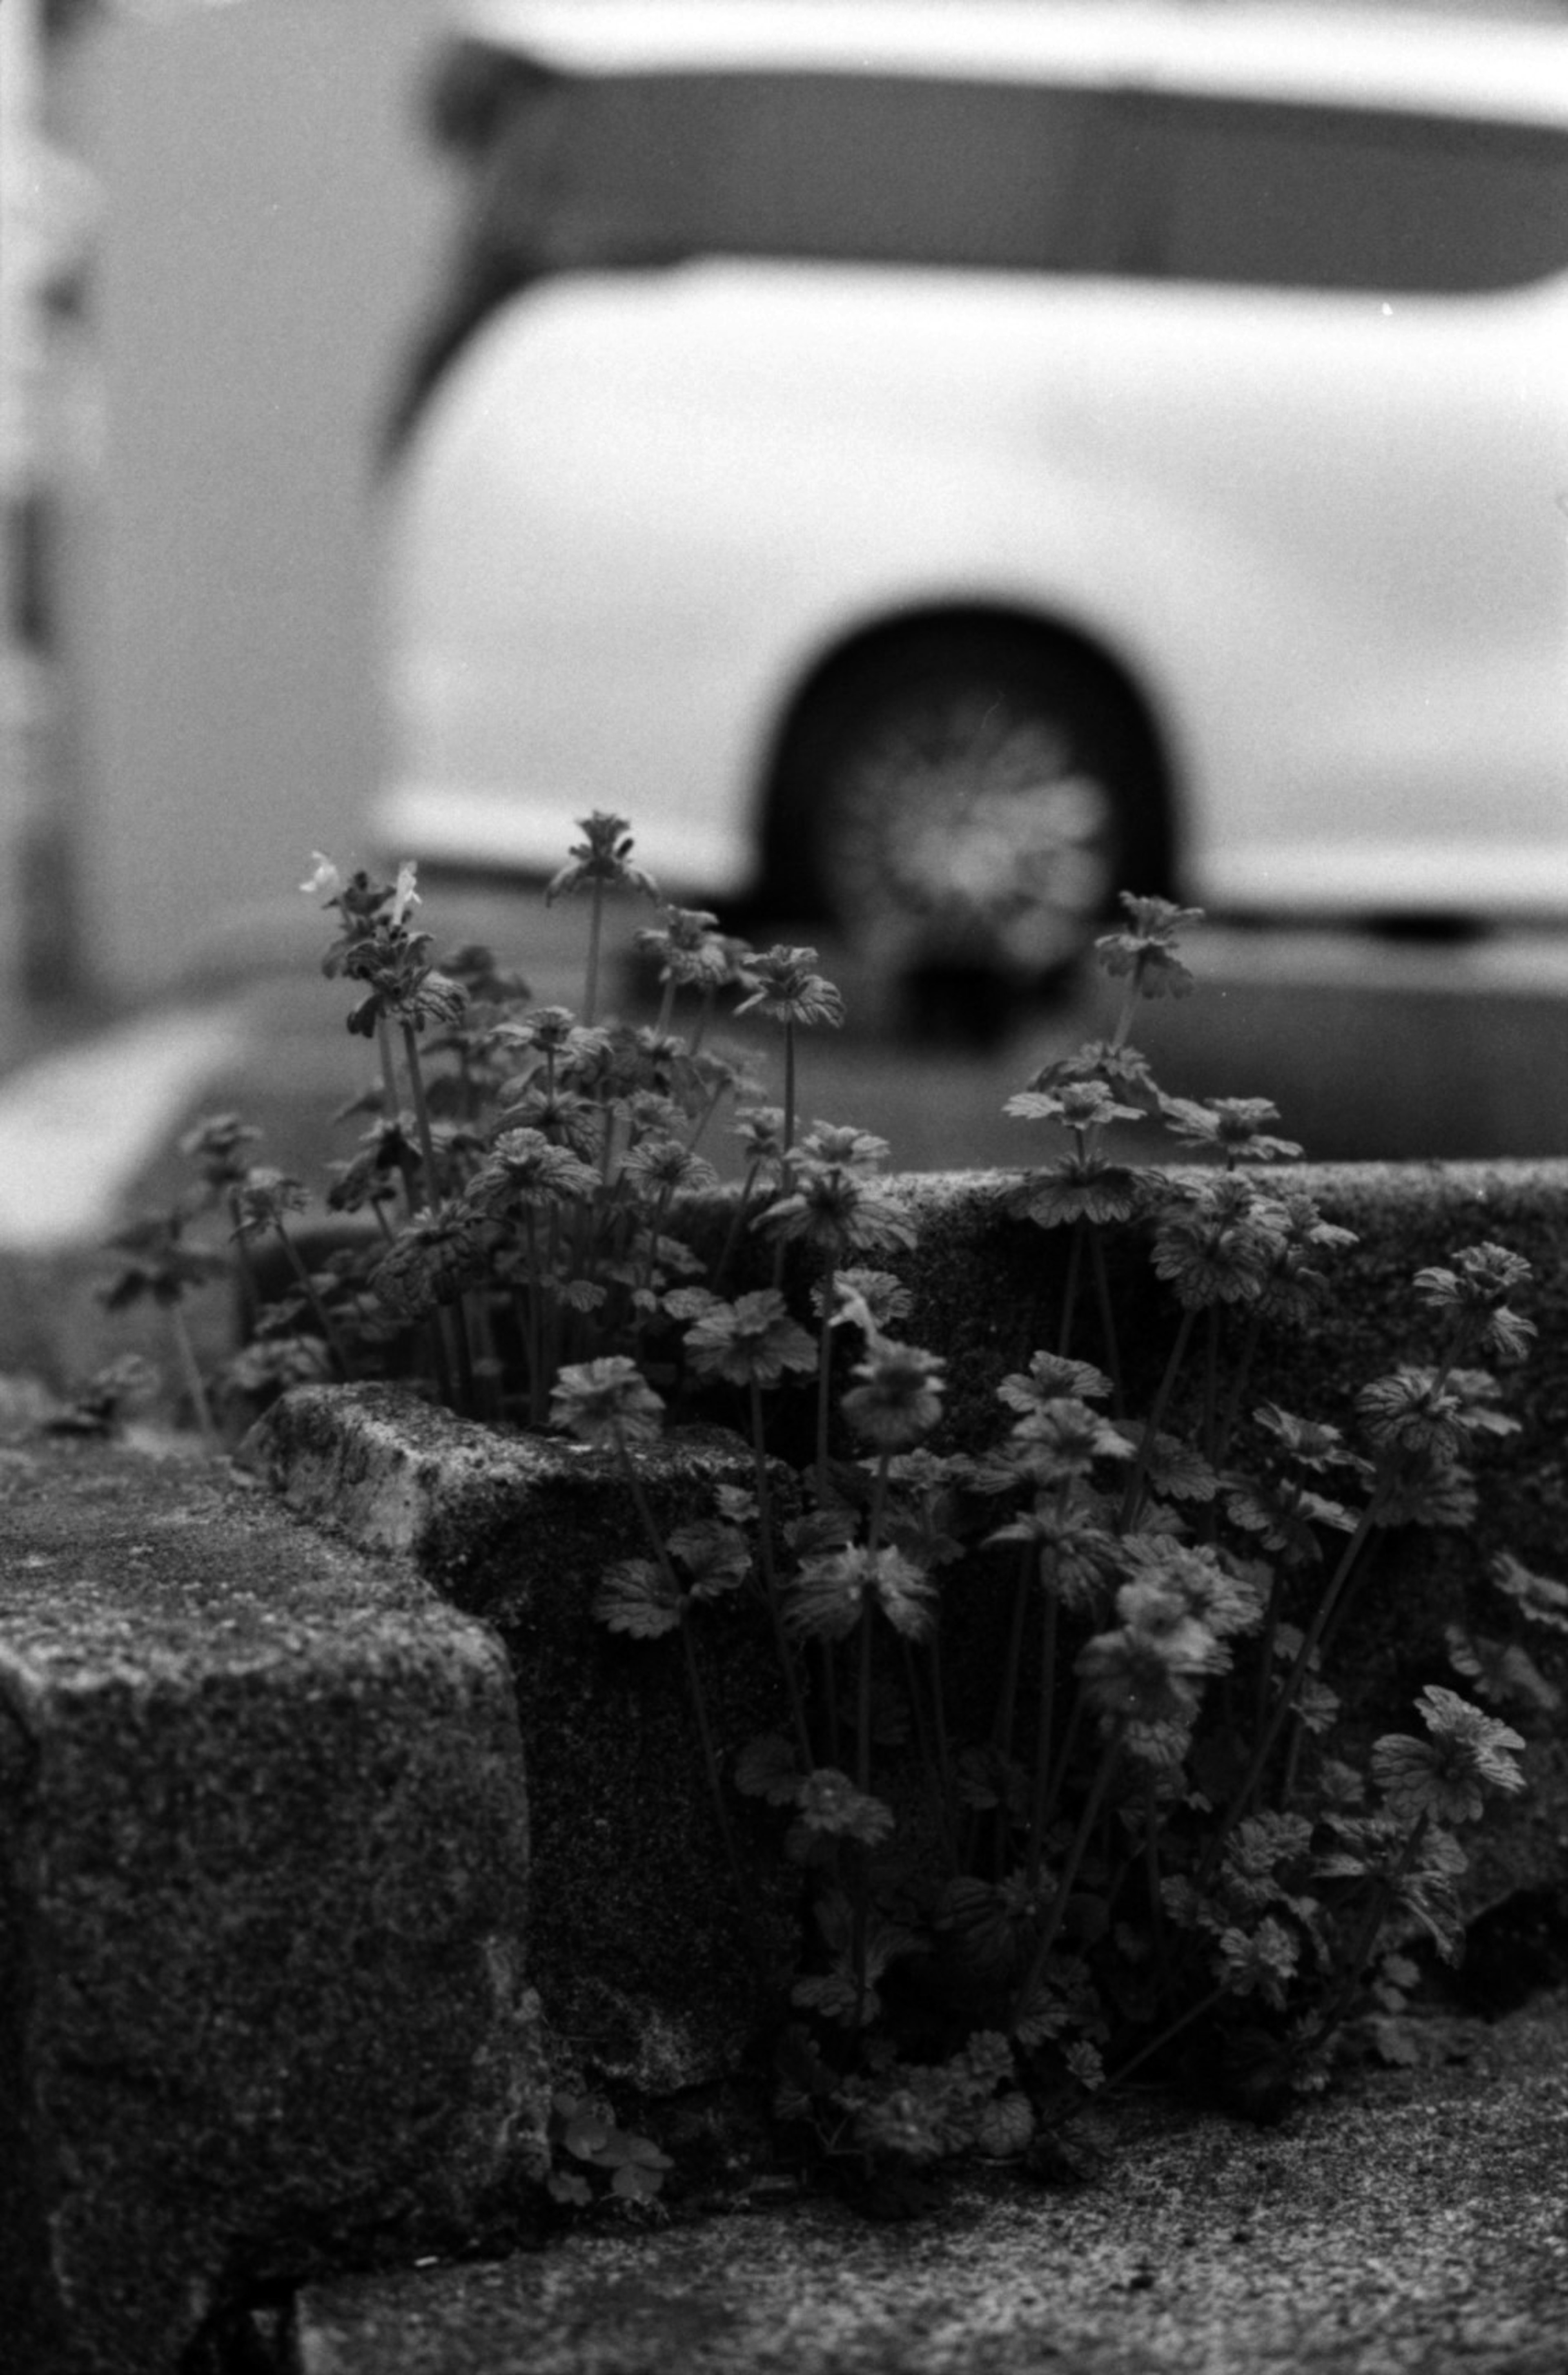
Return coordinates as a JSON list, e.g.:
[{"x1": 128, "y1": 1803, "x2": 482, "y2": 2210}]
[
  {"x1": 293, "y1": 1989, "x2": 1567, "y2": 2375},
  {"x1": 249, "y1": 1388, "x2": 803, "y2": 2096},
  {"x1": 0, "y1": 1430, "x2": 548, "y2": 2375}
]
